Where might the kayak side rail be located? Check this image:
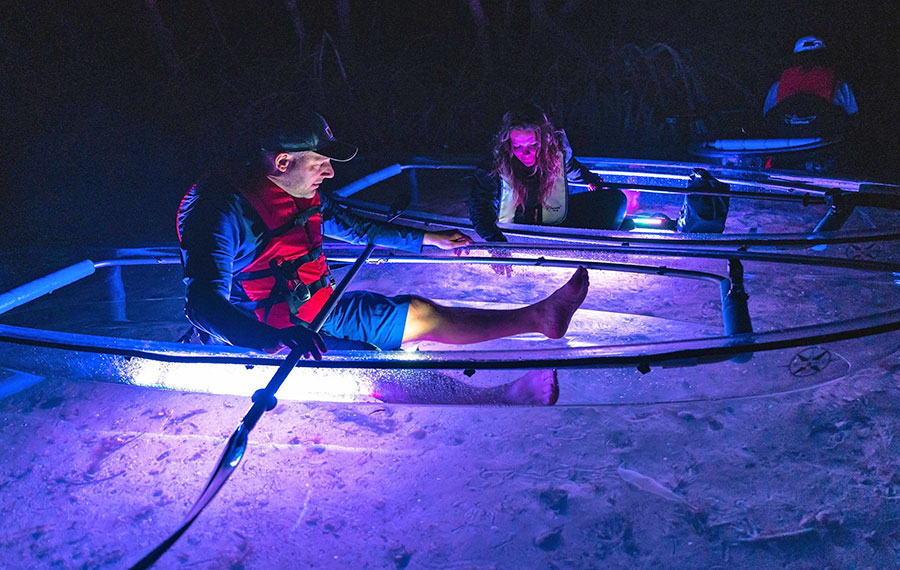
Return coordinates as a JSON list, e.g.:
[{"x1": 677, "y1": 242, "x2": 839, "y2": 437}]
[
  {"x1": 2, "y1": 250, "x2": 900, "y2": 371},
  {"x1": 333, "y1": 162, "x2": 900, "y2": 216},
  {"x1": 334, "y1": 197, "x2": 900, "y2": 249},
  {"x1": 333, "y1": 163, "x2": 475, "y2": 199},
  {"x1": 333, "y1": 156, "x2": 899, "y2": 204},
  {"x1": 326, "y1": 254, "x2": 727, "y2": 286},
  {"x1": 334, "y1": 163, "x2": 403, "y2": 198},
  {"x1": 0, "y1": 260, "x2": 96, "y2": 316},
  {"x1": 575, "y1": 155, "x2": 884, "y2": 192},
  {"x1": 2, "y1": 308, "x2": 899, "y2": 371},
  {"x1": 93, "y1": 257, "x2": 182, "y2": 269},
  {"x1": 331, "y1": 159, "x2": 900, "y2": 220}
]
